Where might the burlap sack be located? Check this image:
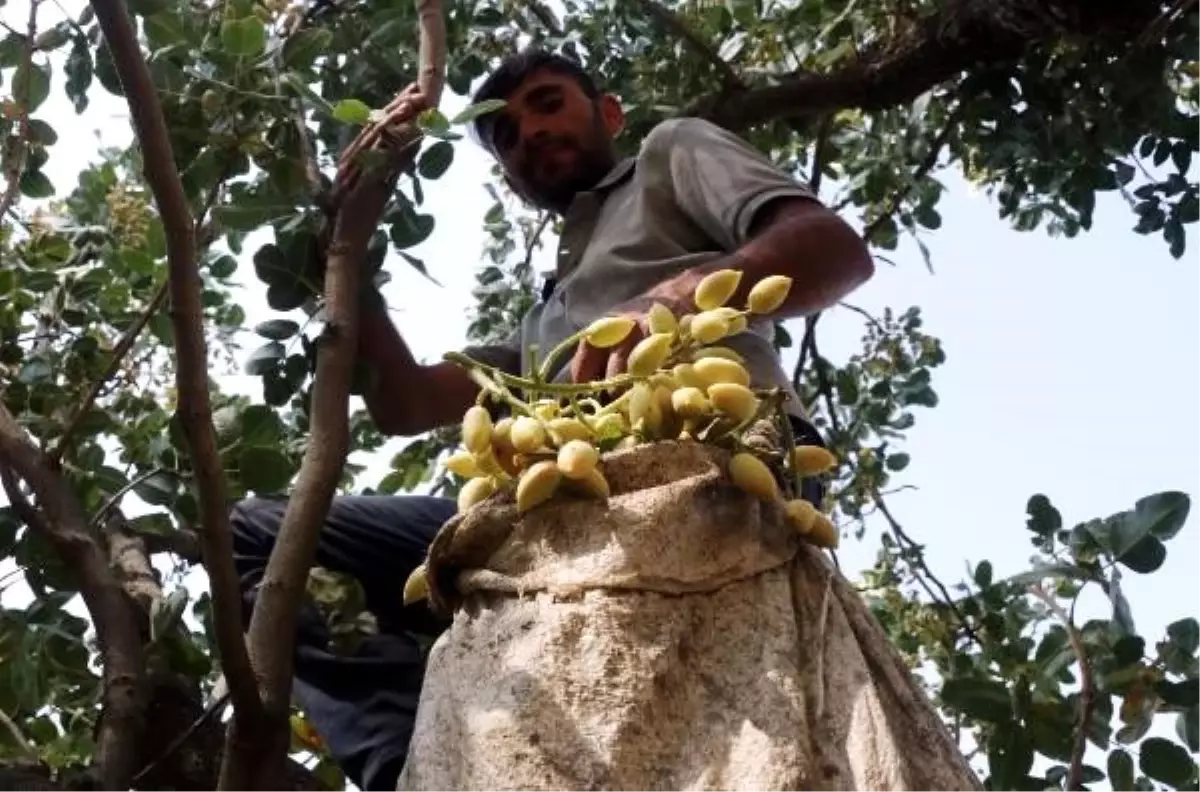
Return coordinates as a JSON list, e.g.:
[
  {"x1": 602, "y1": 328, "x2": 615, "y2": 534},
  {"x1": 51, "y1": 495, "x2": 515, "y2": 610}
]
[{"x1": 398, "y1": 439, "x2": 981, "y2": 791}]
